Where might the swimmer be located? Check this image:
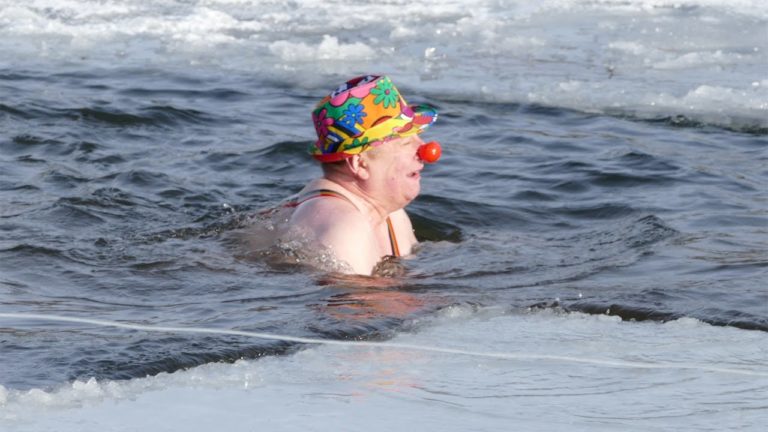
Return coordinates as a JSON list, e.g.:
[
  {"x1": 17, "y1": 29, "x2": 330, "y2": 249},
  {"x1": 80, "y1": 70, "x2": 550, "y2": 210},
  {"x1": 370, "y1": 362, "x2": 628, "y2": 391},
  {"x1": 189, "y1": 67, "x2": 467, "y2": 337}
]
[{"x1": 285, "y1": 75, "x2": 442, "y2": 275}]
